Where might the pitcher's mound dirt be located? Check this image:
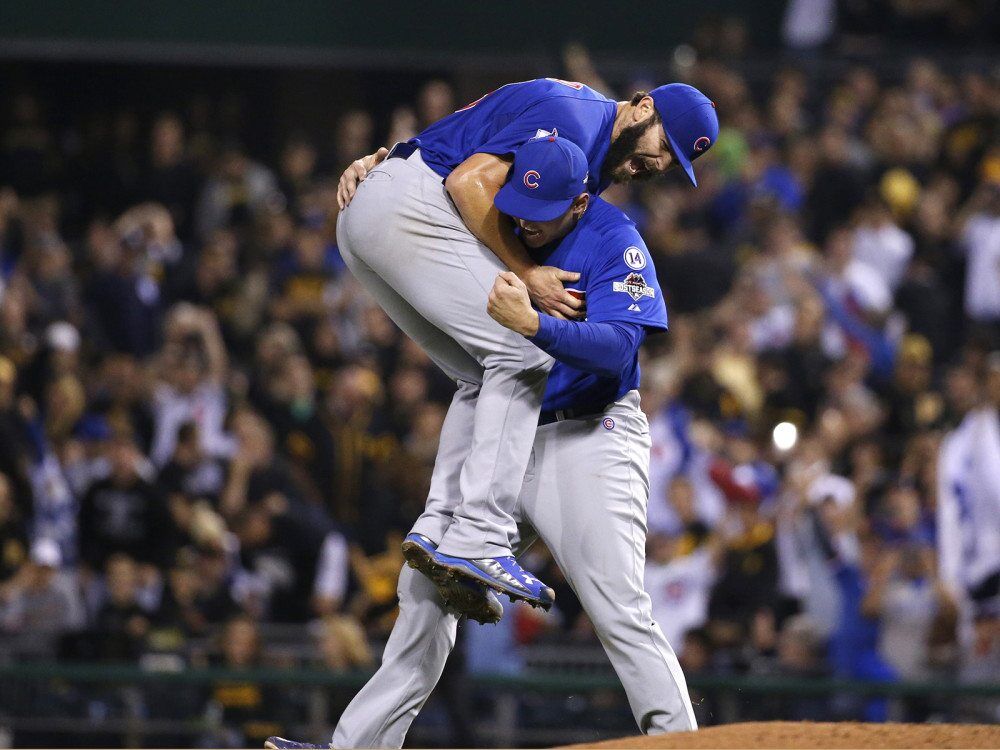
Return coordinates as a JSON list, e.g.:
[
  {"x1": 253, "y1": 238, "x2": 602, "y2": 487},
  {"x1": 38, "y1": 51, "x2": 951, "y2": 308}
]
[{"x1": 565, "y1": 721, "x2": 1000, "y2": 749}]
